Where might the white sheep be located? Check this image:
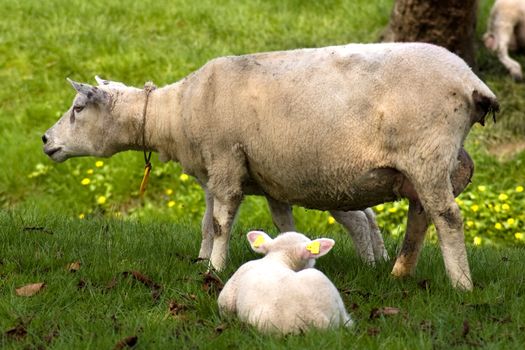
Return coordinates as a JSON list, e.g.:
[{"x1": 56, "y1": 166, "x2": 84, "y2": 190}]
[
  {"x1": 483, "y1": 0, "x2": 525, "y2": 80},
  {"x1": 43, "y1": 42, "x2": 498, "y2": 289},
  {"x1": 217, "y1": 230, "x2": 352, "y2": 334}
]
